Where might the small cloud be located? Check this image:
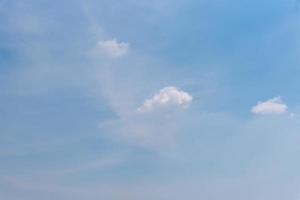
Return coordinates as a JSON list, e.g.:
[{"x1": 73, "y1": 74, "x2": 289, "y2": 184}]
[
  {"x1": 251, "y1": 96, "x2": 288, "y2": 115},
  {"x1": 137, "y1": 86, "x2": 193, "y2": 112},
  {"x1": 98, "y1": 39, "x2": 129, "y2": 57}
]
